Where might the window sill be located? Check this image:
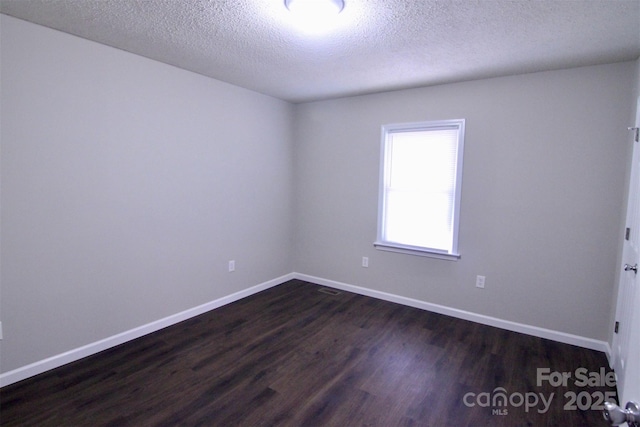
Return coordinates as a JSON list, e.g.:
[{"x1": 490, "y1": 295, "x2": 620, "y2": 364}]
[{"x1": 374, "y1": 242, "x2": 460, "y2": 261}]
